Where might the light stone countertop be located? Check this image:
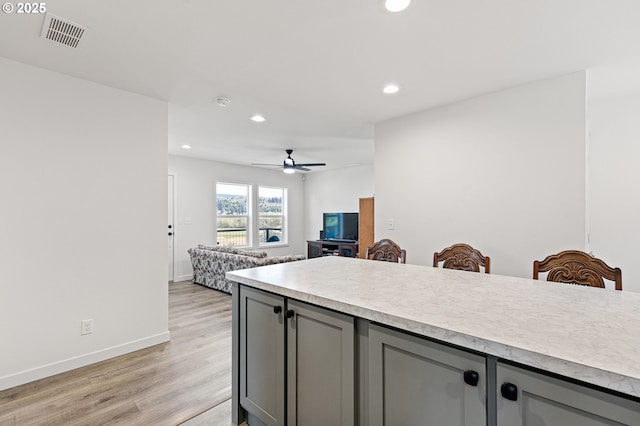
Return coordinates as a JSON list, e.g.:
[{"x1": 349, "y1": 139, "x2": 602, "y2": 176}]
[{"x1": 227, "y1": 256, "x2": 640, "y2": 398}]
